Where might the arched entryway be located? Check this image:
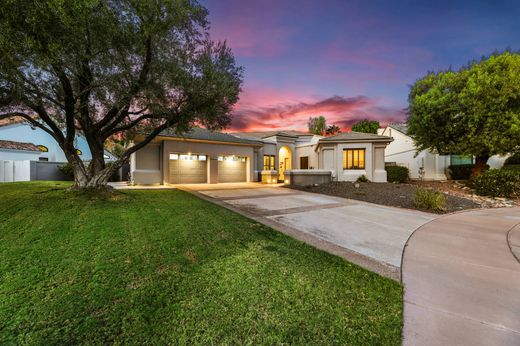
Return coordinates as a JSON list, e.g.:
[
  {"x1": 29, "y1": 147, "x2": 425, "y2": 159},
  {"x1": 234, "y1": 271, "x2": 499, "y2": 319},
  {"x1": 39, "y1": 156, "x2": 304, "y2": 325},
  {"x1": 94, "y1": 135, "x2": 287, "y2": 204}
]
[{"x1": 278, "y1": 146, "x2": 292, "y2": 182}]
